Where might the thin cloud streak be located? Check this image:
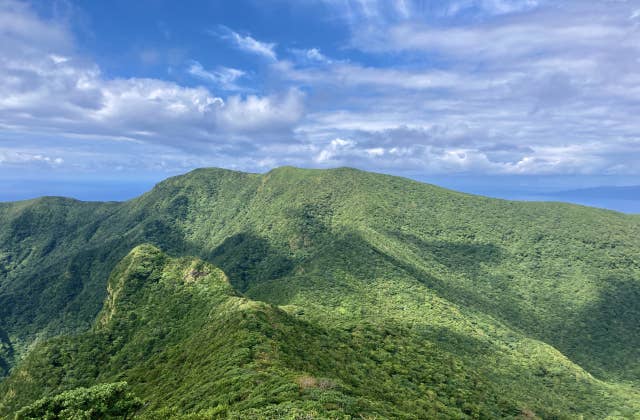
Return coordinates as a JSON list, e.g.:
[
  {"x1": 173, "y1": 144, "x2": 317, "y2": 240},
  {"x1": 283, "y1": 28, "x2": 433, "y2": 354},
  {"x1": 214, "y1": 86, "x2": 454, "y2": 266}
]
[
  {"x1": 210, "y1": 25, "x2": 278, "y2": 60},
  {"x1": 187, "y1": 61, "x2": 247, "y2": 91}
]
